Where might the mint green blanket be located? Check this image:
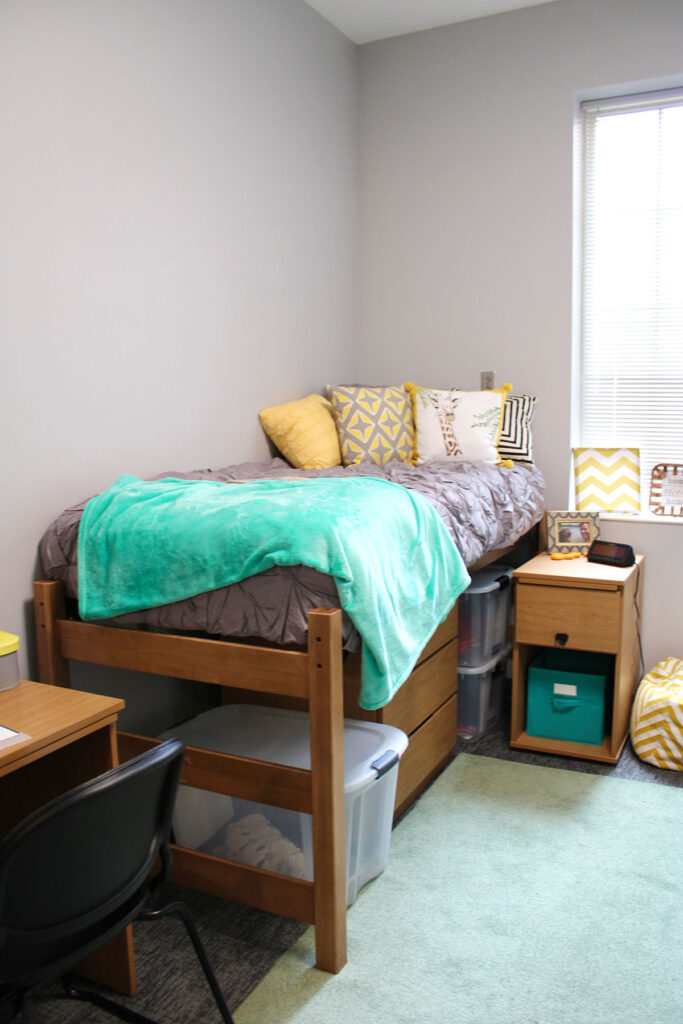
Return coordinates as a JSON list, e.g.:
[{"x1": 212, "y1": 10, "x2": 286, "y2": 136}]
[{"x1": 78, "y1": 475, "x2": 469, "y2": 709}]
